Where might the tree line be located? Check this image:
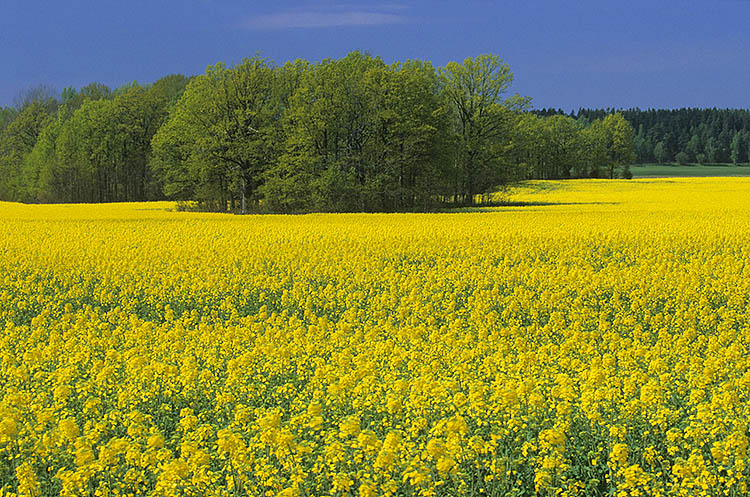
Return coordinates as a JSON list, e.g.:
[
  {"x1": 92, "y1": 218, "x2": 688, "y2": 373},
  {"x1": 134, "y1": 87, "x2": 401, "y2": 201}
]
[
  {"x1": 0, "y1": 52, "x2": 636, "y2": 212},
  {"x1": 538, "y1": 107, "x2": 750, "y2": 165}
]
